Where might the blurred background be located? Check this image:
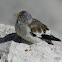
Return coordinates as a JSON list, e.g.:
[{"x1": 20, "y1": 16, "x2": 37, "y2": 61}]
[{"x1": 0, "y1": 0, "x2": 62, "y2": 42}]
